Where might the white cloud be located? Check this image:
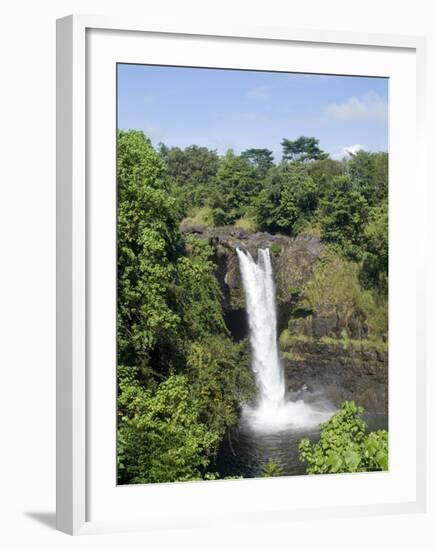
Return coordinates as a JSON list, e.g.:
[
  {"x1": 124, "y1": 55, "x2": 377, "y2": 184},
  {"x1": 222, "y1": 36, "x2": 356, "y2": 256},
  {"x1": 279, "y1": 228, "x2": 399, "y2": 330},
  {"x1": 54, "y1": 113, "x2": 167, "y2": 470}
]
[
  {"x1": 247, "y1": 85, "x2": 272, "y2": 100},
  {"x1": 331, "y1": 144, "x2": 365, "y2": 160},
  {"x1": 324, "y1": 91, "x2": 387, "y2": 121}
]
